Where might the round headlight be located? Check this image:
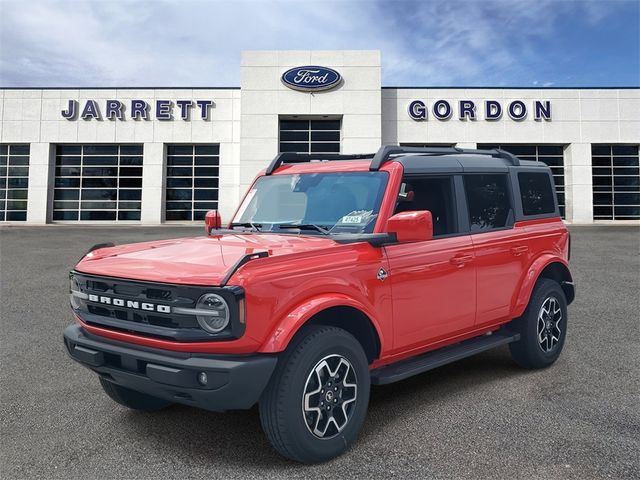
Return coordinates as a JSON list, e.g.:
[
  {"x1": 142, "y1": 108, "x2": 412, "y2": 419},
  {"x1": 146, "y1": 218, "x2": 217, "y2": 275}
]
[{"x1": 195, "y1": 293, "x2": 230, "y2": 333}]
